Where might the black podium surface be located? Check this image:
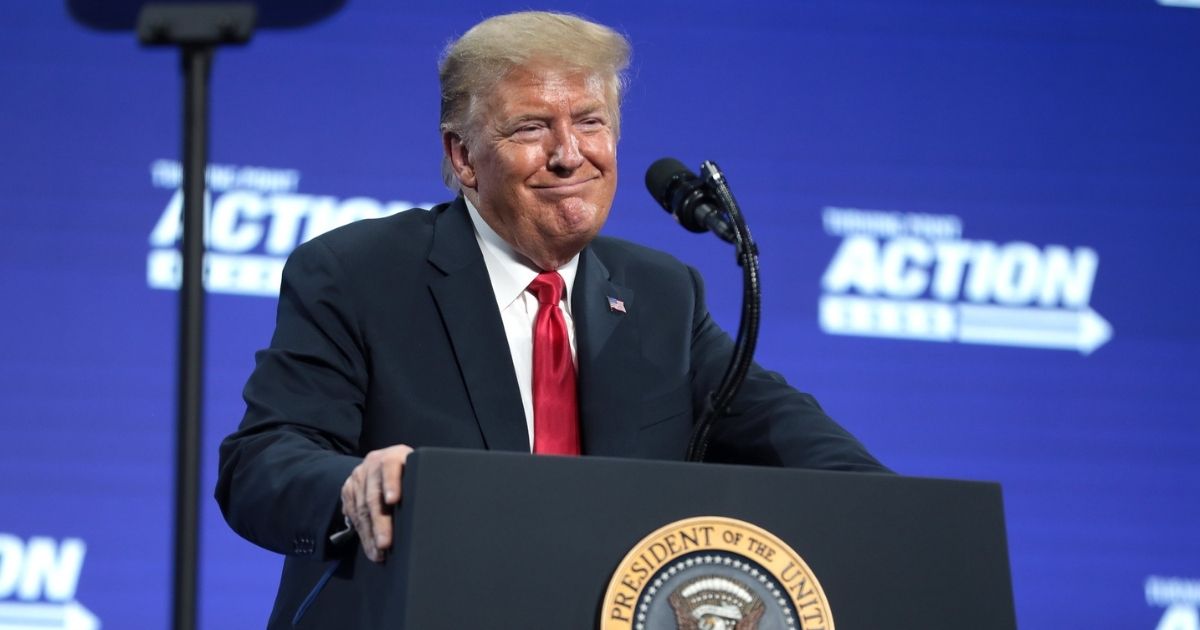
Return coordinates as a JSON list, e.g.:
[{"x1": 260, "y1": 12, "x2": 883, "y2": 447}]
[{"x1": 363, "y1": 448, "x2": 1016, "y2": 629}]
